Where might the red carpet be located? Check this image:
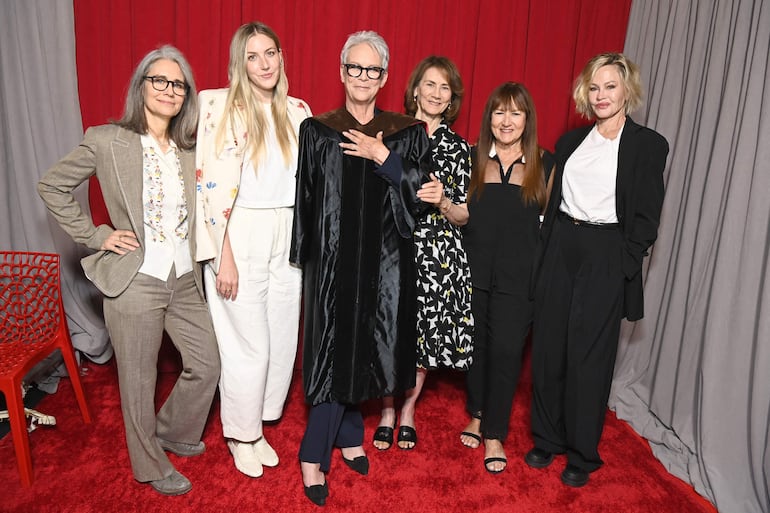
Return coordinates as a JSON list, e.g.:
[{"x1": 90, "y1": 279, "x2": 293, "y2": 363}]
[{"x1": 1, "y1": 356, "x2": 716, "y2": 513}]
